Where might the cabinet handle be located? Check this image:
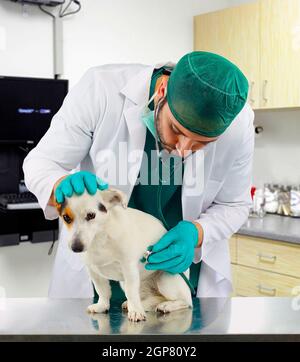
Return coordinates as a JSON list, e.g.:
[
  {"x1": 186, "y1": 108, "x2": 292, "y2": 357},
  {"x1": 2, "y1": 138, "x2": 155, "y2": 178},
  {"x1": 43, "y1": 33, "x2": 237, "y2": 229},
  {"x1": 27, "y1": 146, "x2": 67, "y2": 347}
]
[
  {"x1": 257, "y1": 284, "x2": 276, "y2": 296},
  {"x1": 262, "y1": 79, "x2": 268, "y2": 102},
  {"x1": 257, "y1": 252, "x2": 277, "y2": 263},
  {"x1": 249, "y1": 81, "x2": 255, "y2": 104}
]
